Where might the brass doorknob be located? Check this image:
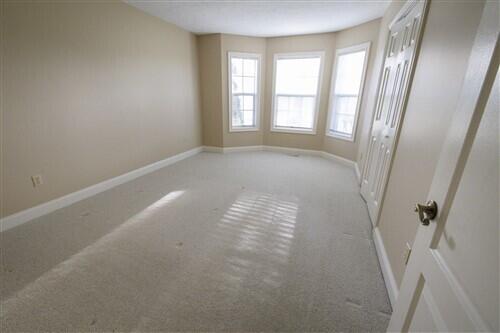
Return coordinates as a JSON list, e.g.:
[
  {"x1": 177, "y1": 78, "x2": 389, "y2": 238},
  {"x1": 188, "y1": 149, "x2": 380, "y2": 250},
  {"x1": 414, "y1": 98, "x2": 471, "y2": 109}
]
[{"x1": 414, "y1": 200, "x2": 438, "y2": 226}]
